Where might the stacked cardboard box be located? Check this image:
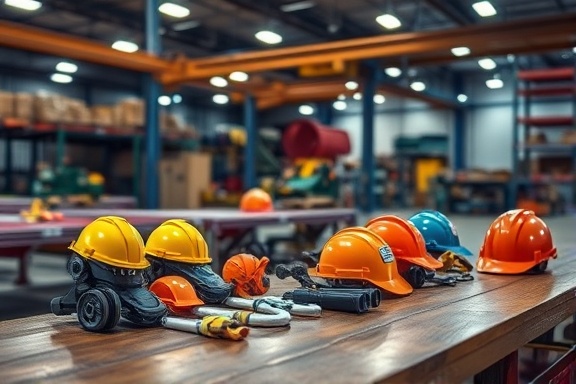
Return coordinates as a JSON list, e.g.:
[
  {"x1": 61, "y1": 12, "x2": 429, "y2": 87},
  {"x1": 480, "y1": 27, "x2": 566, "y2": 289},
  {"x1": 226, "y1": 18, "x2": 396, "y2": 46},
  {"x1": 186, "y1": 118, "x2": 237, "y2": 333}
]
[
  {"x1": 90, "y1": 105, "x2": 115, "y2": 127},
  {"x1": 0, "y1": 91, "x2": 13, "y2": 118},
  {"x1": 160, "y1": 152, "x2": 212, "y2": 209},
  {"x1": 14, "y1": 92, "x2": 33, "y2": 121},
  {"x1": 117, "y1": 98, "x2": 145, "y2": 128}
]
